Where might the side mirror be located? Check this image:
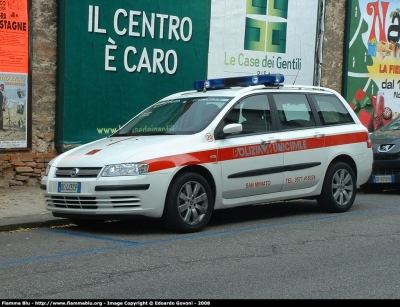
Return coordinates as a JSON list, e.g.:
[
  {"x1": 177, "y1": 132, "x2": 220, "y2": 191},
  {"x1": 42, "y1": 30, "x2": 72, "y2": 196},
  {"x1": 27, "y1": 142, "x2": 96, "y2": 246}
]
[
  {"x1": 223, "y1": 123, "x2": 242, "y2": 134},
  {"x1": 219, "y1": 123, "x2": 242, "y2": 138}
]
